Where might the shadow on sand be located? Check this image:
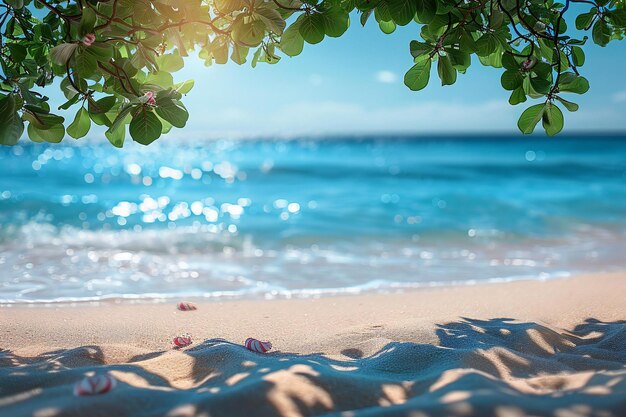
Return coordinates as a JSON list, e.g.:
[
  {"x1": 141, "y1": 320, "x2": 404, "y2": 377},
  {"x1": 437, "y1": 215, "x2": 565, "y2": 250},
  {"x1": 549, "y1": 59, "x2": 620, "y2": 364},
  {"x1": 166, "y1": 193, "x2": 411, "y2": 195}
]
[{"x1": 1, "y1": 317, "x2": 624, "y2": 417}]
